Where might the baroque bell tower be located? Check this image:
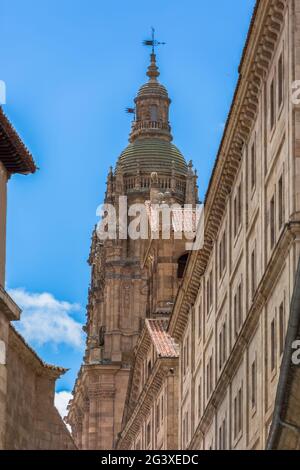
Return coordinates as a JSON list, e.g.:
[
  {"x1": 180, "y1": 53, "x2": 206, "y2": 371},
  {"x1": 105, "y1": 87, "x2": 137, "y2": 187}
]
[{"x1": 67, "y1": 46, "x2": 198, "y2": 449}]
